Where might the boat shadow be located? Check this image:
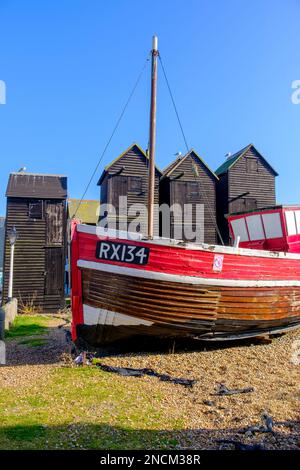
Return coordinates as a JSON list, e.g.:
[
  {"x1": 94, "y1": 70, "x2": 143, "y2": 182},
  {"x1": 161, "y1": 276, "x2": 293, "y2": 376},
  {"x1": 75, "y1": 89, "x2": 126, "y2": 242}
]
[
  {"x1": 0, "y1": 420, "x2": 298, "y2": 450},
  {"x1": 3, "y1": 322, "x2": 286, "y2": 366},
  {"x1": 90, "y1": 333, "x2": 284, "y2": 358}
]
